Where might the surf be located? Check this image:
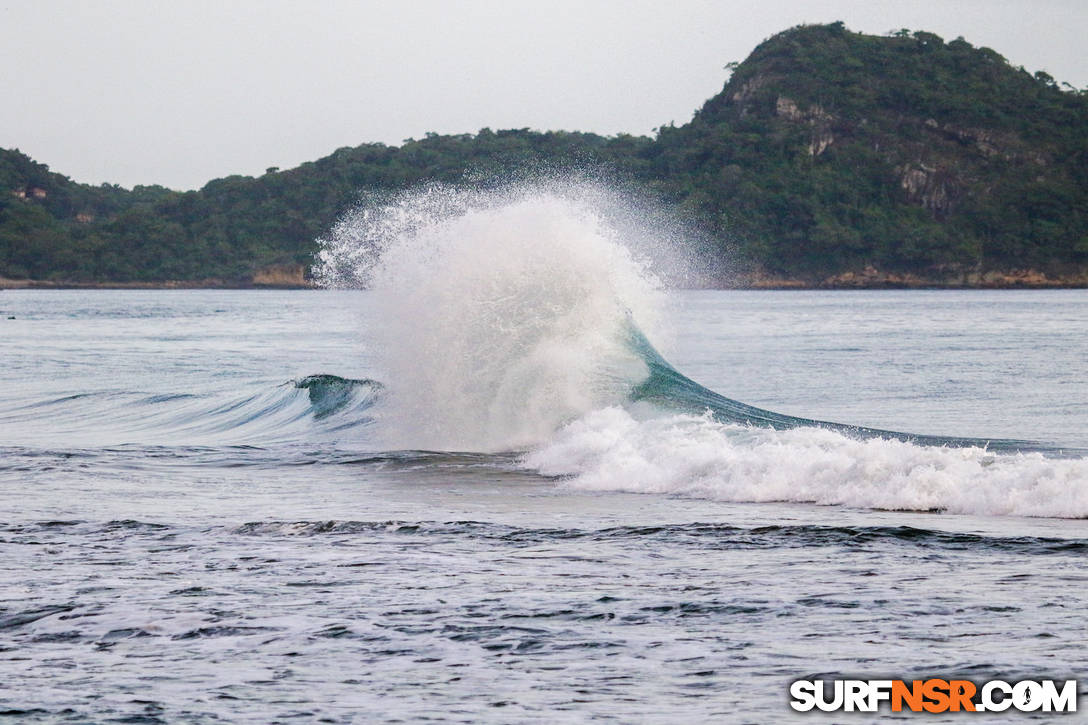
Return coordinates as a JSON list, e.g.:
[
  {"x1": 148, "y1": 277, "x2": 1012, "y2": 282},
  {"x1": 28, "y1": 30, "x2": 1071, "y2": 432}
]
[
  {"x1": 312, "y1": 179, "x2": 1088, "y2": 517},
  {"x1": 316, "y1": 179, "x2": 676, "y2": 451}
]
